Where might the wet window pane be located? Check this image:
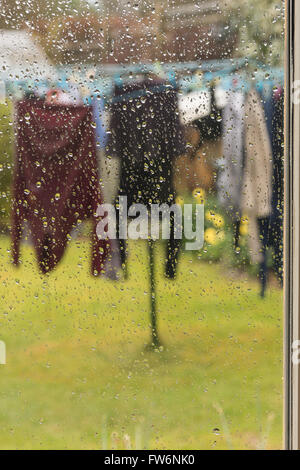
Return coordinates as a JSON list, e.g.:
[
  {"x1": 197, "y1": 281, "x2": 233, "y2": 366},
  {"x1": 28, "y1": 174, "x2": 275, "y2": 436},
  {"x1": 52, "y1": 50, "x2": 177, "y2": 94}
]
[{"x1": 0, "y1": 0, "x2": 284, "y2": 450}]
